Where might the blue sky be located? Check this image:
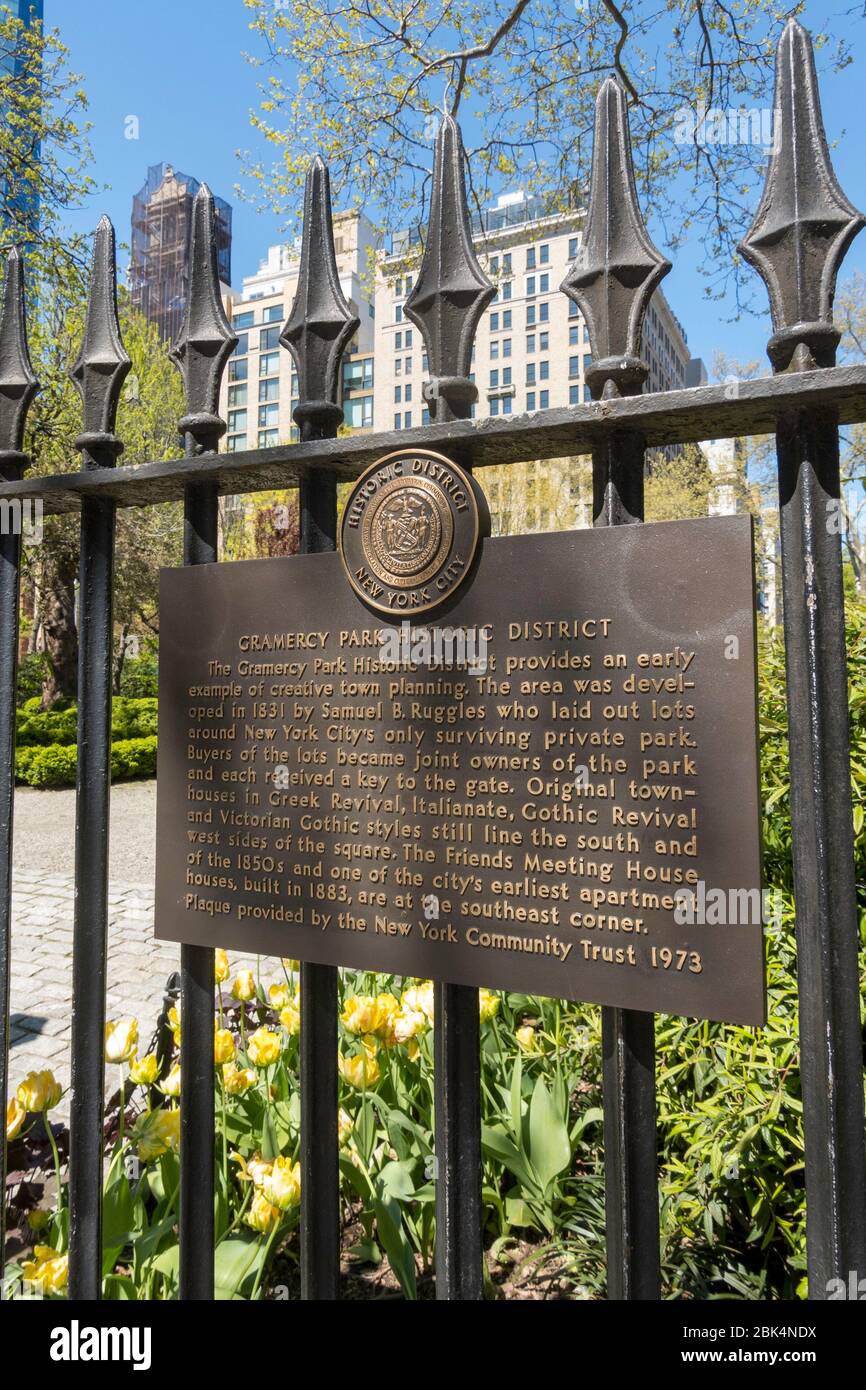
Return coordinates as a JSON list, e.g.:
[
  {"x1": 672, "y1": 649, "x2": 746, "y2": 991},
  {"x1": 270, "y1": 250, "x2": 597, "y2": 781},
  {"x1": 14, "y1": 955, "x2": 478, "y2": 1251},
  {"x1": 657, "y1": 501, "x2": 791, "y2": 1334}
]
[{"x1": 51, "y1": 0, "x2": 866, "y2": 376}]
